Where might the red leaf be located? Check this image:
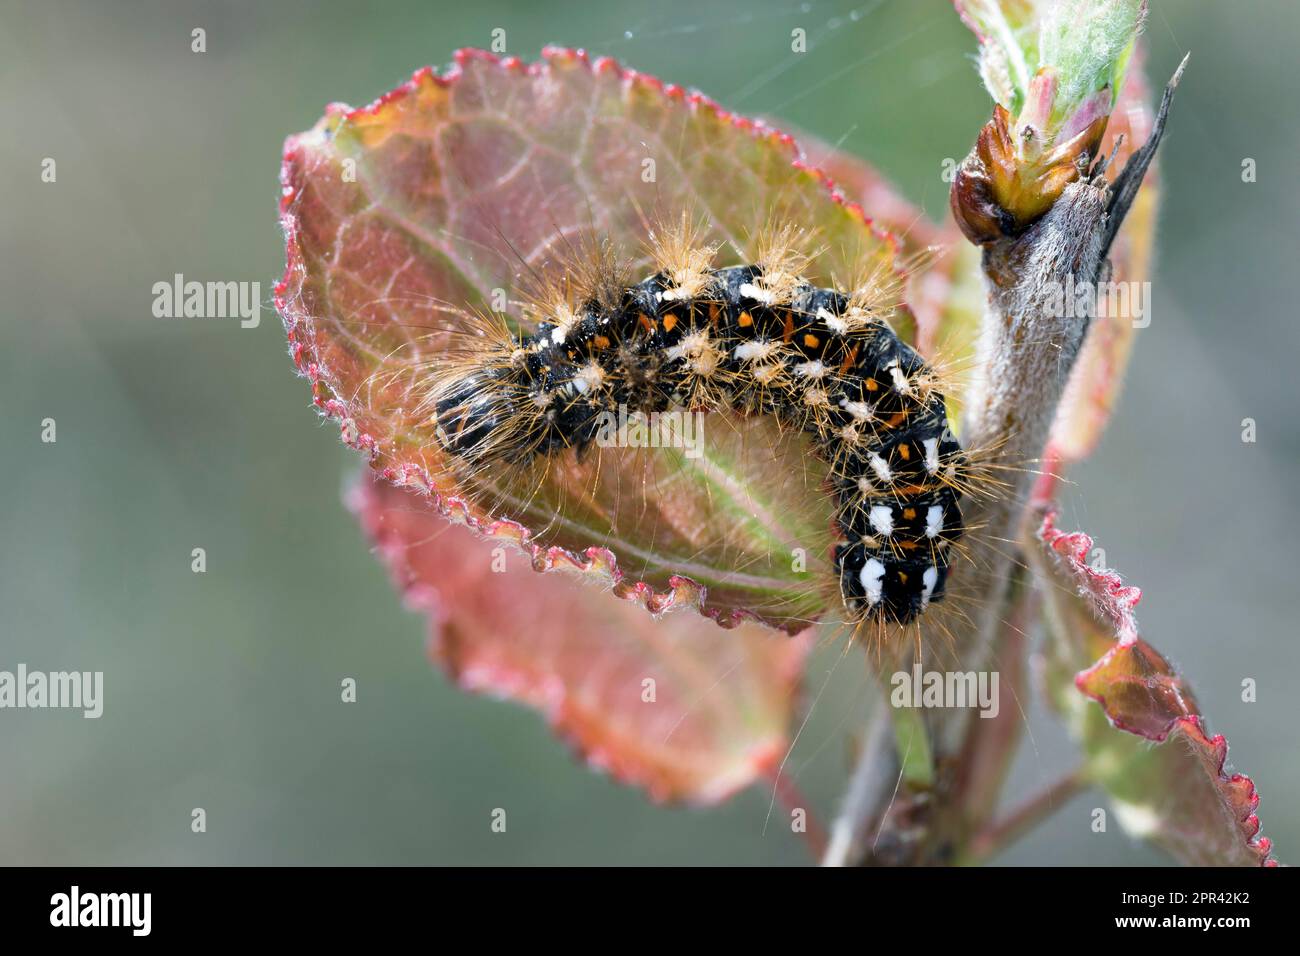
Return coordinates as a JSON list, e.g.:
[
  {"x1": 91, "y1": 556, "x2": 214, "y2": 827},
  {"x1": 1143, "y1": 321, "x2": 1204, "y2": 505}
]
[
  {"x1": 1037, "y1": 511, "x2": 1276, "y2": 866},
  {"x1": 276, "y1": 47, "x2": 905, "y2": 632},
  {"x1": 352, "y1": 473, "x2": 811, "y2": 804}
]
